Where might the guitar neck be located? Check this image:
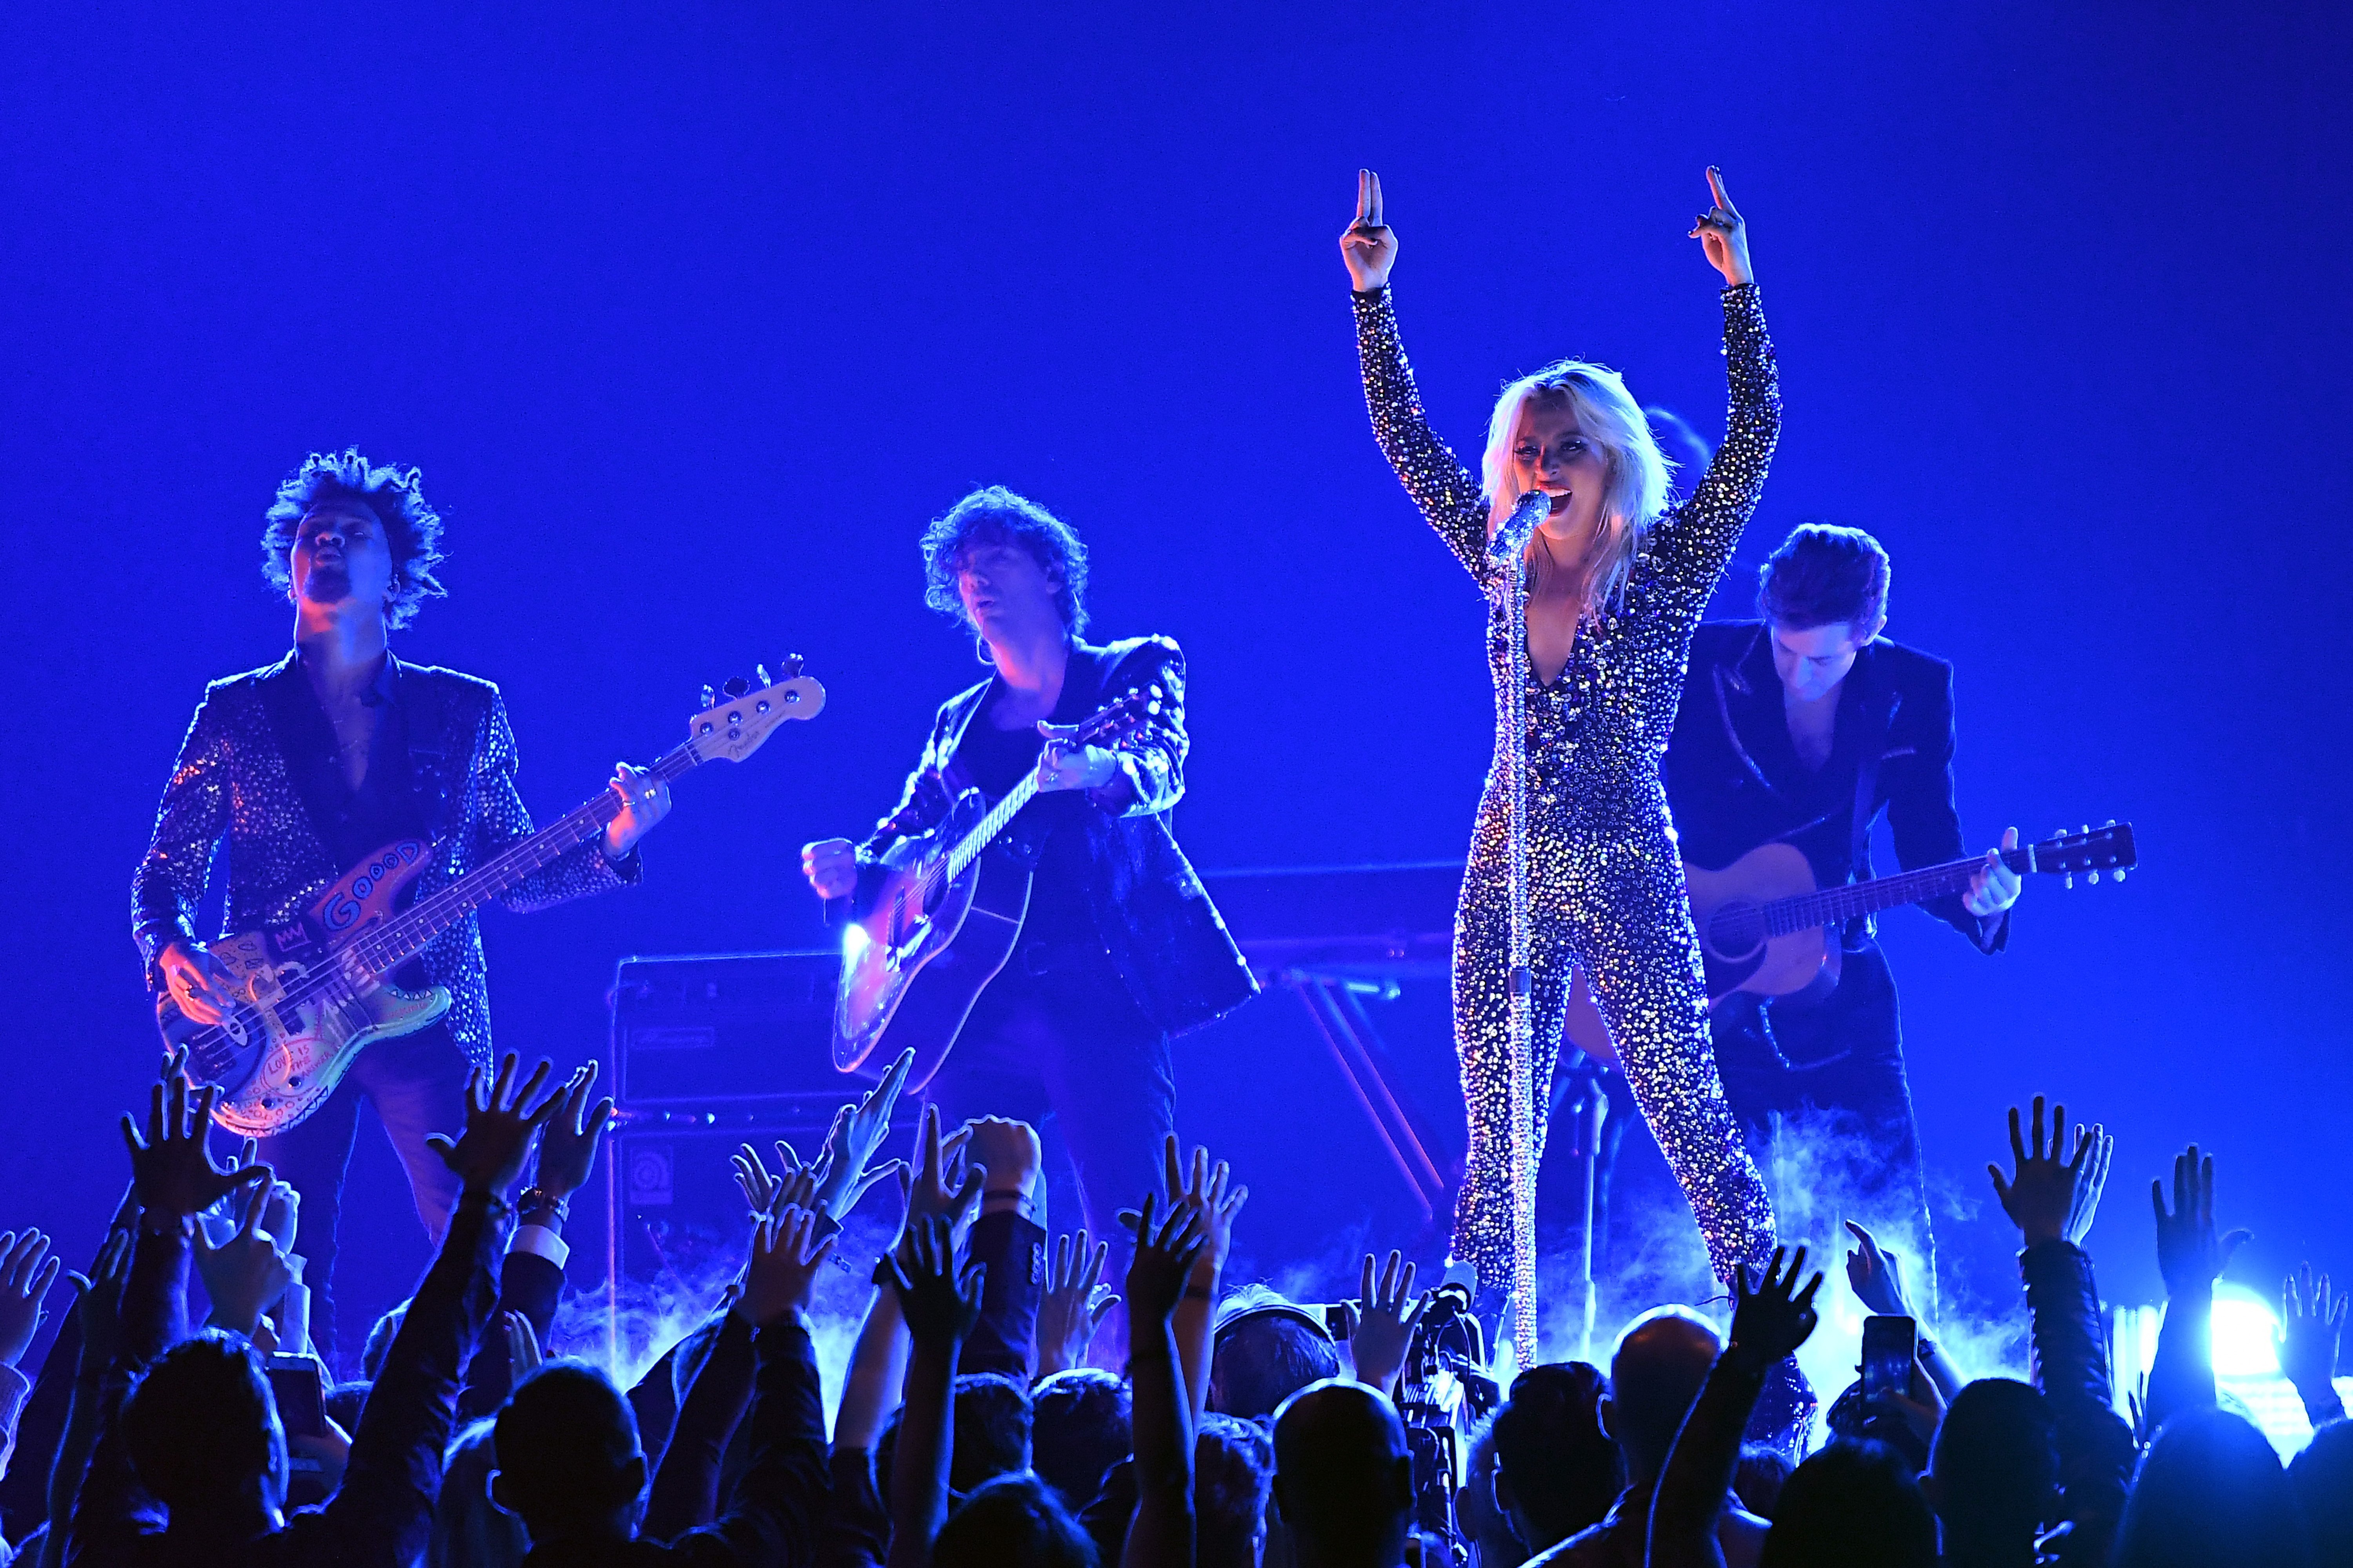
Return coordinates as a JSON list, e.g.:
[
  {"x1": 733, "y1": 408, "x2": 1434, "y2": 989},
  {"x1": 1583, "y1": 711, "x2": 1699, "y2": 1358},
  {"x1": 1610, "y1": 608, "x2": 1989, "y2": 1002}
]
[
  {"x1": 350, "y1": 738, "x2": 706, "y2": 976},
  {"x1": 946, "y1": 772, "x2": 1043, "y2": 883},
  {"x1": 1766, "y1": 845, "x2": 2032, "y2": 936}
]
